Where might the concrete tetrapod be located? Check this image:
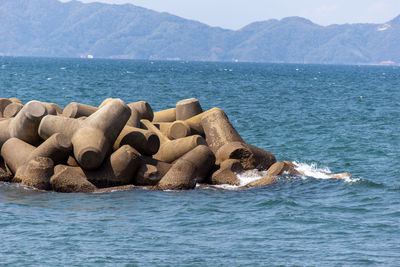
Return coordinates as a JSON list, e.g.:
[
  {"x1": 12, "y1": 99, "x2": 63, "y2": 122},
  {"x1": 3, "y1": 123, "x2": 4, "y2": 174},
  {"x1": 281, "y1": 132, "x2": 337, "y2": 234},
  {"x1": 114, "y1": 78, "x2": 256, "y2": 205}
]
[
  {"x1": 98, "y1": 98, "x2": 114, "y2": 109},
  {"x1": 202, "y1": 108, "x2": 256, "y2": 170},
  {"x1": 175, "y1": 145, "x2": 215, "y2": 184},
  {"x1": 28, "y1": 133, "x2": 72, "y2": 165},
  {"x1": 141, "y1": 119, "x2": 207, "y2": 163},
  {"x1": 47, "y1": 103, "x2": 63, "y2": 115},
  {"x1": 175, "y1": 98, "x2": 203, "y2": 121},
  {"x1": 155, "y1": 158, "x2": 197, "y2": 190},
  {"x1": 152, "y1": 107, "x2": 176, "y2": 122},
  {"x1": 134, "y1": 164, "x2": 161, "y2": 186},
  {"x1": 100, "y1": 99, "x2": 141, "y2": 127},
  {"x1": 0, "y1": 98, "x2": 12, "y2": 117},
  {"x1": 3, "y1": 102, "x2": 23, "y2": 118},
  {"x1": 201, "y1": 108, "x2": 245, "y2": 153},
  {"x1": 153, "y1": 120, "x2": 191, "y2": 140},
  {"x1": 39, "y1": 99, "x2": 131, "y2": 170},
  {"x1": 42, "y1": 102, "x2": 60, "y2": 115},
  {"x1": 0, "y1": 101, "x2": 62, "y2": 146},
  {"x1": 215, "y1": 141, "x2": 256, "y2": 170},
  {"x1": 50, "y1": 166, "x2": 97, "y2": 193},
  {"x1": 183, "y1": 107, "x2": 220, "y2": 135},
  {"x1": 53, "y1": 145, "x2": 141, "y2": 188},
  {"x1": 134, "y1": 156, "x2": 172, "y2": 186},
  {"x1": 141, "y1": 156, "x2": 172, "y2": 176},
  {"x1": 15, "y1": 157, "x2": 54, "y2": 190},
  {"x1": 126, "y1": 106, "x2": 141, "y2": 128},
  {"x1": 84, "y1": 145, "x2": 141, "y2": 188},
  {"x1": 128, "y1": 101, "x2": 153, "y2": 122},
  {"x1": 0, "y1": 138, "x2": 34, "y2": 175},
  {"x1": 211, "y1": 159, "x2": 243, "y2": 186},
  {"x1": 38, "y1": 116, "x2": 84, "y2": 140},
  {"x1": 139, "y1": 105, "x2": 215, "y2": 137},
  {"x1": 1, "y1": 133, "x2": 72, "y2": 175},
  {"x1": 246, "y1": 143, "x2": 277, "y2": 171},
  {"x1": 63, "y1": 102, "x2": 98, "y2": 118},
  {"x1": 0, "y1": 101, "x2": 48, "y2": 147},
  {"x1": 113, "y1": 125, "x2": 160, "y2": 156}
]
